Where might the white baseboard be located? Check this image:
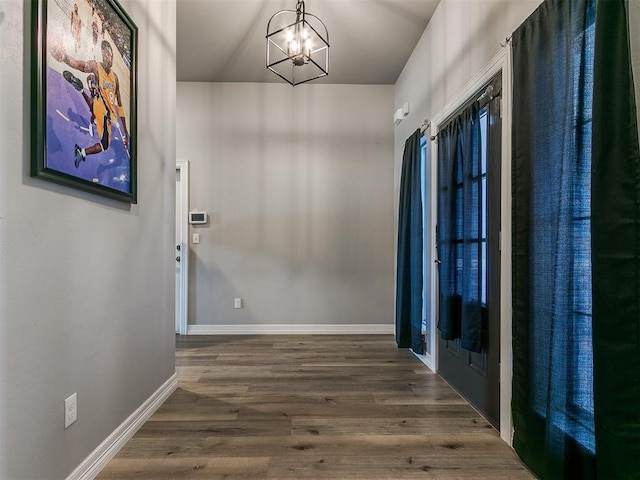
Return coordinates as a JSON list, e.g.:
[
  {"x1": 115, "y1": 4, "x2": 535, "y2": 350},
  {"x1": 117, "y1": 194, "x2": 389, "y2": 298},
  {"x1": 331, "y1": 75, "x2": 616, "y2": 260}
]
[
  {"x1": 187, "y1": 324, "x2": 395, "y2": 335},
  {"x1": 66, "y1": 373, "x2": 178, "y2": 480},
  {"x1": 411, "y1": 350, "x2": 436, "y2": 373}
]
